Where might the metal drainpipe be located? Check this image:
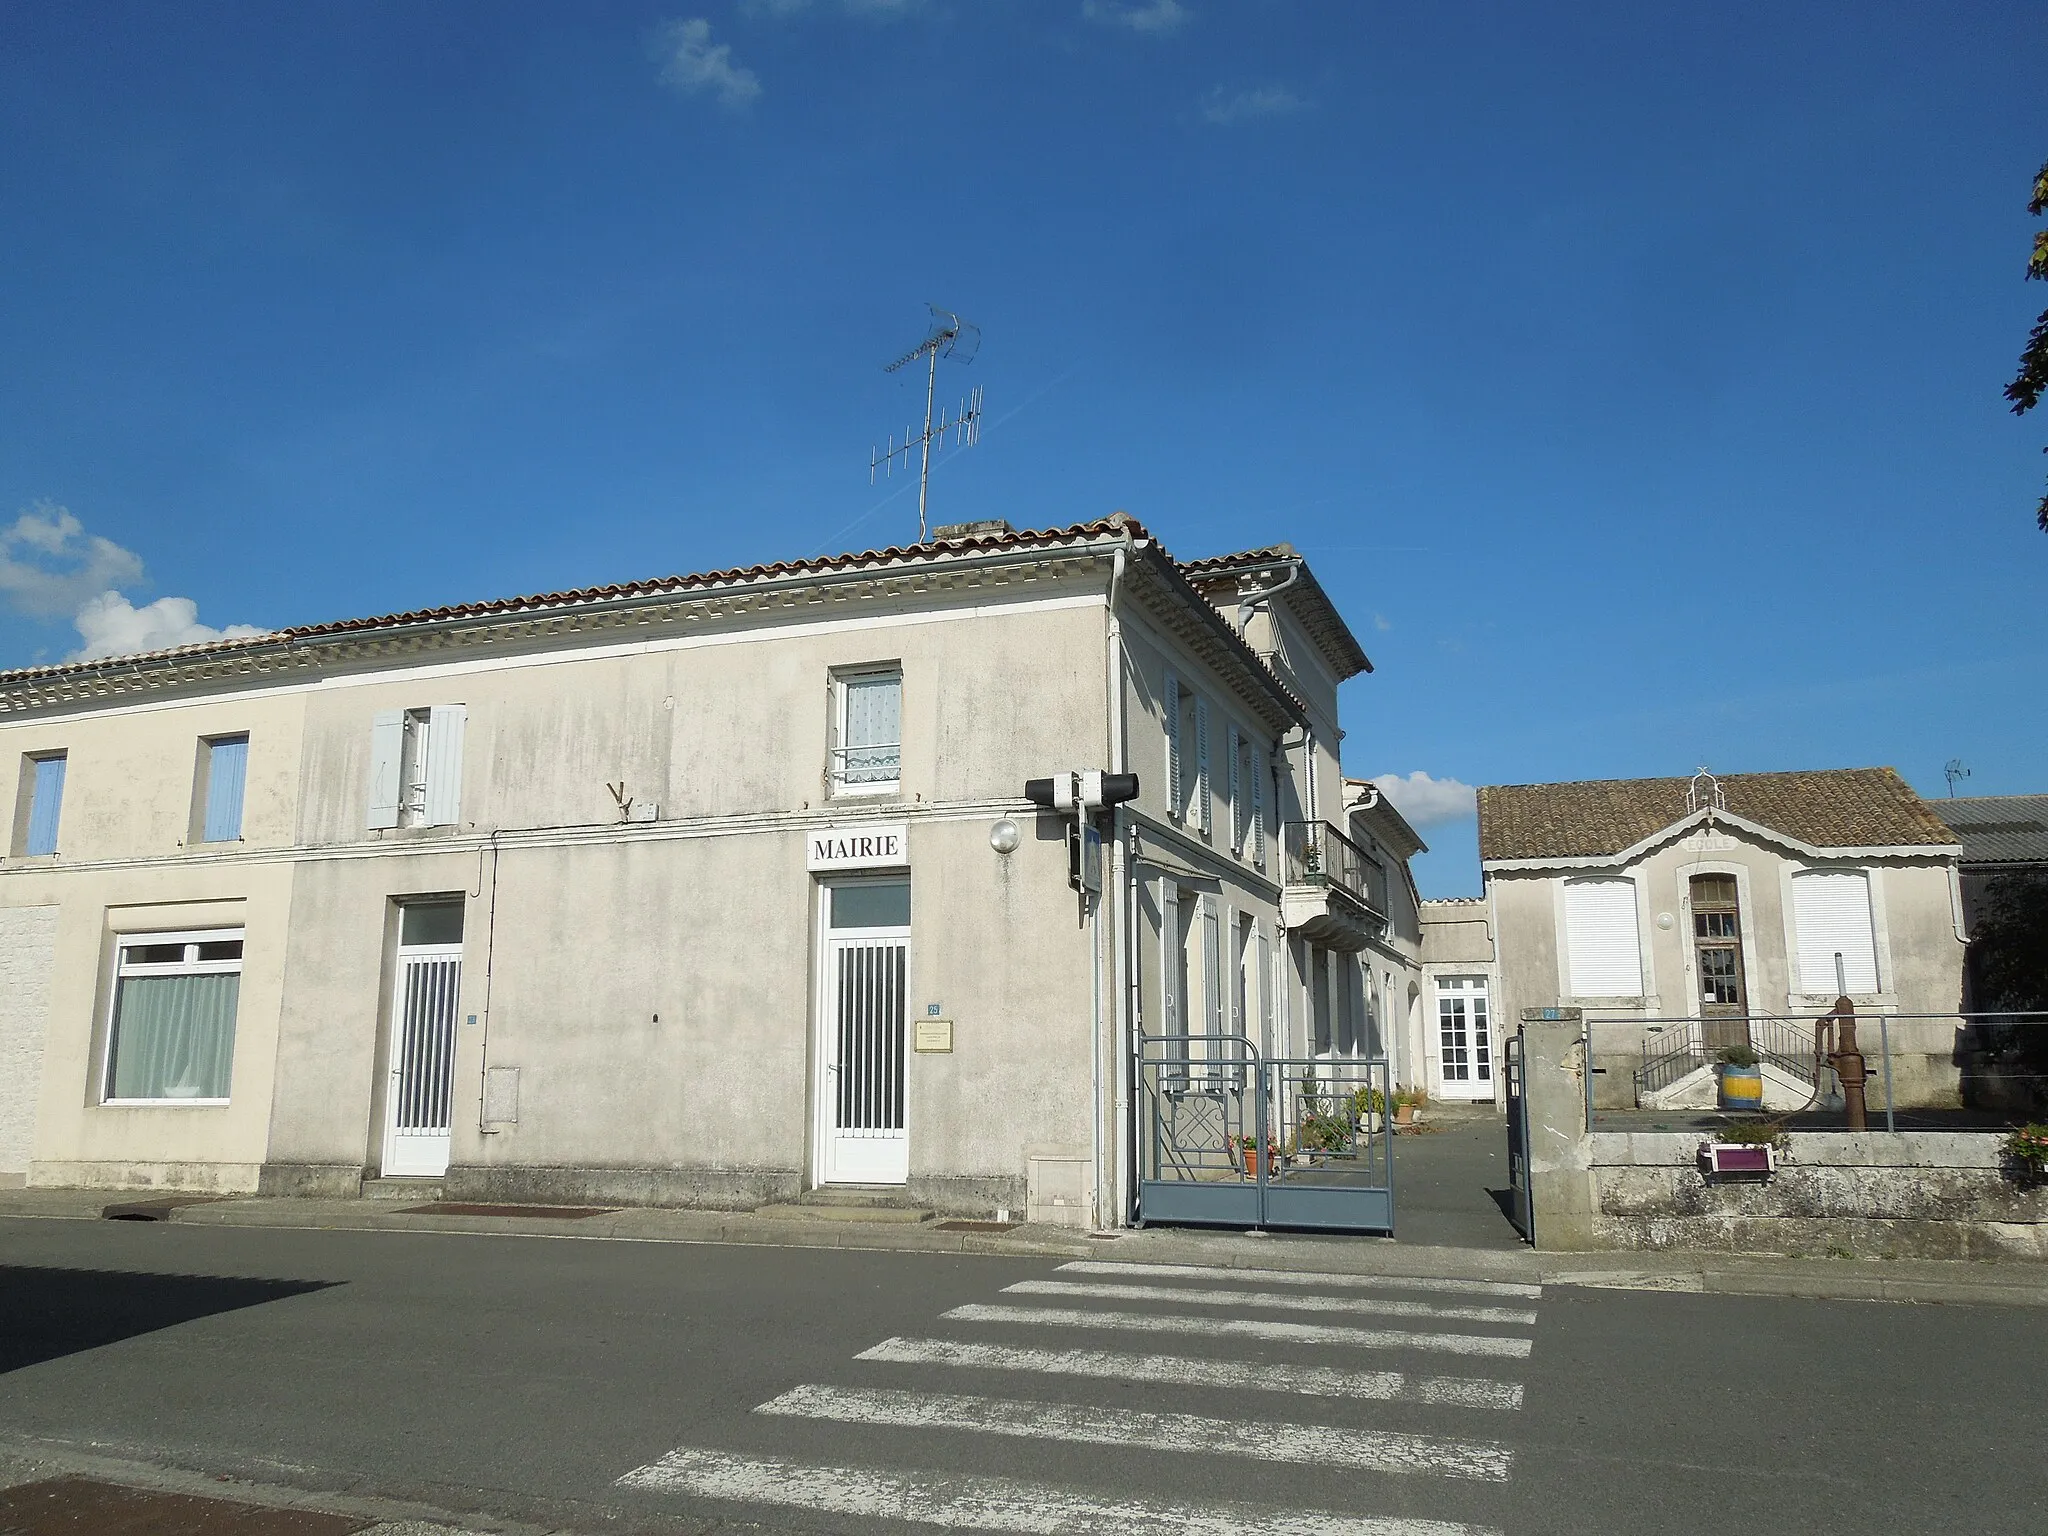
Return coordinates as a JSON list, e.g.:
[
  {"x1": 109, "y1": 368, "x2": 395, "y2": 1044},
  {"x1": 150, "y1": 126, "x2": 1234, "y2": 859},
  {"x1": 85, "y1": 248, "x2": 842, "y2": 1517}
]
[{"x1": 1103, "y1": 538, "x2": 1131, "y2": 1228}]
